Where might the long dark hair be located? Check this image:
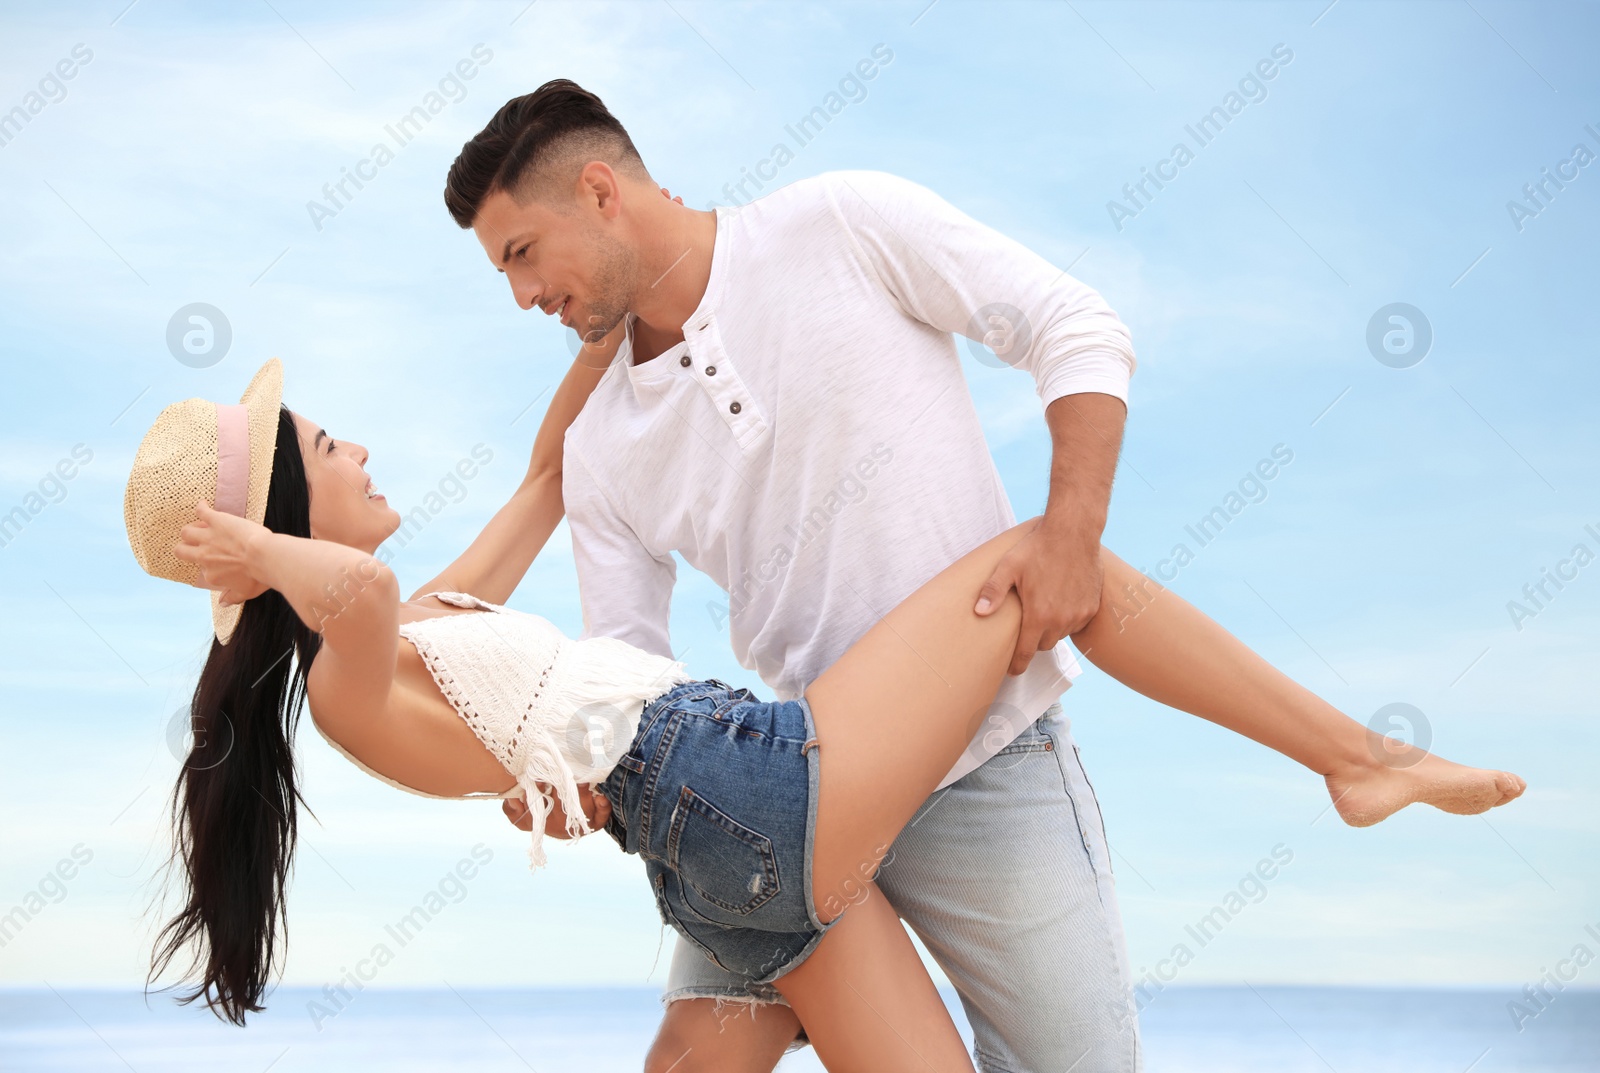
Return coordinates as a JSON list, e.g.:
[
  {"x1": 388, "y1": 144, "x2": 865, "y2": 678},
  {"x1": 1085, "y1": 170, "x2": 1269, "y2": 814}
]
[{"x1": 149, "y1": 404, "x2": 321, "y2": 1025}]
